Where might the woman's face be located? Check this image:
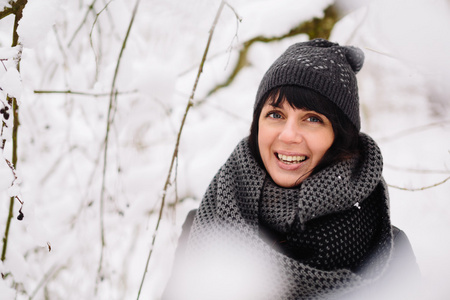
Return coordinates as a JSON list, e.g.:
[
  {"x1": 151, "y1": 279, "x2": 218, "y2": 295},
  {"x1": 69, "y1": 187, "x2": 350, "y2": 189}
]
[{"x1": 258, "y1": 99, "x2": 334, "y2": 188}]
